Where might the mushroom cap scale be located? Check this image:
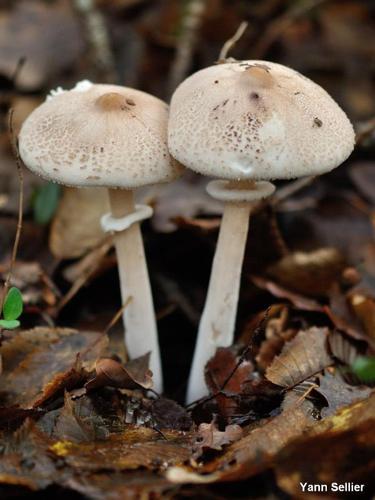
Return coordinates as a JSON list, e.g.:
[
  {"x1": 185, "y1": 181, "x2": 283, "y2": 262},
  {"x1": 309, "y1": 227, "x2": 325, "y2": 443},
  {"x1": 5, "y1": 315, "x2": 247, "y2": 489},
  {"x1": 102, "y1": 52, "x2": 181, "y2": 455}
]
[
  {"x1": 168, "y1": 61, "x2": 355, "y2": 180},
  {"x1": 19, "y1": 83, "x2": 183, "y2": 188}
]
